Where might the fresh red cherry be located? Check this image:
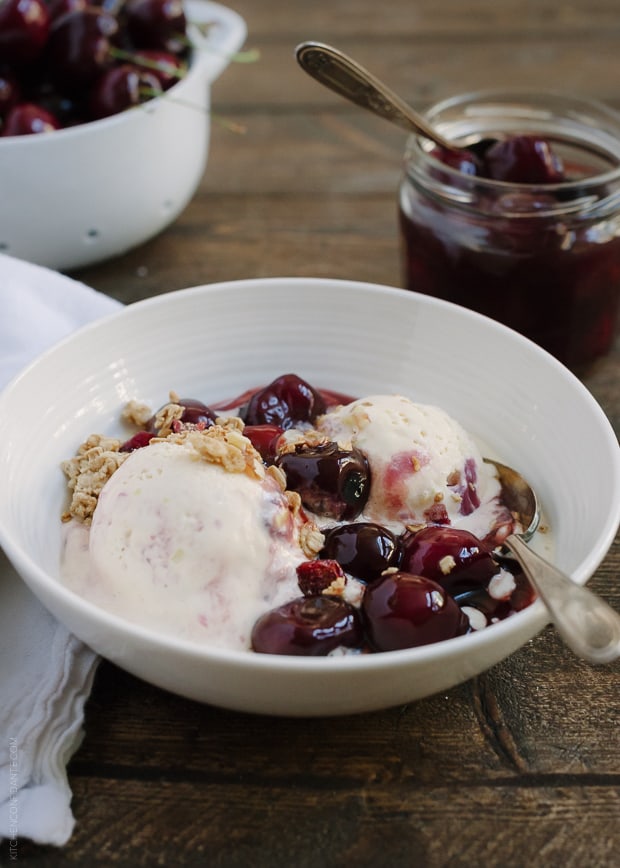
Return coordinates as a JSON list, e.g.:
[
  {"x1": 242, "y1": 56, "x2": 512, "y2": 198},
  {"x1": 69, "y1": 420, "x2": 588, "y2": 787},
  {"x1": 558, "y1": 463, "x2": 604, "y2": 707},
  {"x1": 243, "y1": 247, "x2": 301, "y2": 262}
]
[
  {"x1": 482, "y1": 134, "x2": 565, "y2": 184},
  {"x1": 361, "y1": 571, "x2": 470, "y2": 651},
  {"x1": 242, "y1": 424, "x2": 283, "y2": 463},
  {"x1": 399, "y1": 525, "x2": 498, "y2": 597},
  {"x1": 47, "y1": 0, "x2": 89, "y2": 22},
  {"x1": 89, "y1": 64, "x2": 163, "y2": 119},
  {"x1": 124, "y1": 0, "x2": 187, "y2": 54},
  {"x1": 320, "y1": 522, "x2": 400, "y2": 582},
  {"x1": 241, "y1": 373, "x2": 327, "y2": 430},
  {"x1": 0, "y1": 0, "x2": 50, "y2": 65},
  {"x1": 131, "y1": 49, "x2": 187, "y2": 90},
  {"x1": 26, "y1": 81, "x2": 84, "y2": 127},
  {"x1": 0, "y1": 71, "x2": 20, "y2": 117},
  {"x1": 276, "y1": 442, "x2": 370, "y2": 520},
  {"x1": 46, "y1": 8, "x2": 120, "y2": 94},
  {"x1": 251, "y1": 595, "x2": 362, "y2": 656},
  {"x1": 1, "y1": 102, "x2": 60, "y2": 135}
]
